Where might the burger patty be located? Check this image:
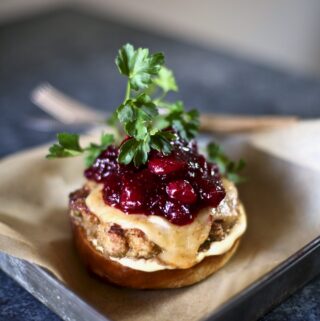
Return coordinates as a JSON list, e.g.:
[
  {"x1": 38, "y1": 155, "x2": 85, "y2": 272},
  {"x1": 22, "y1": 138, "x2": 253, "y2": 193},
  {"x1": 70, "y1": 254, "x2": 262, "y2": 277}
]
[
  {"x1": 69, "y1": 181, "x2": 240, "y2": 260},
  {"x1": 70, "y1": 187, "x2": 161, "y2": 259}
]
